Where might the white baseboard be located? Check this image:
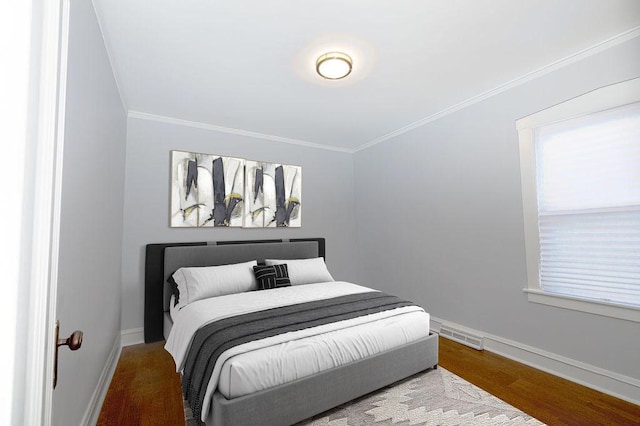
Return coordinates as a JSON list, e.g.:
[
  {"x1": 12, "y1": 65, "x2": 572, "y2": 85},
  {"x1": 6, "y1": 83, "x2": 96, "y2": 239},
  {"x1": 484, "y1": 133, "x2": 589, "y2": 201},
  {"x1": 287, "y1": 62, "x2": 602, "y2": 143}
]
[
  {"x1": 120, "y1": 327, "x2": 145, "y2": 347},
  {"x1": 430, "y1": 316, "x2": 640, "y2": 406},
  {"x1": 81, "y1": 333, "x2": 121, "y2": 426}
]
